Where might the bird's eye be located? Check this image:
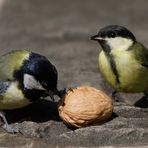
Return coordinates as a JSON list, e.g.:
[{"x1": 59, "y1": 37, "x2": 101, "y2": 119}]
[{"x1": 108, "y1": 32, "x2": 116, "y2": 38}]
